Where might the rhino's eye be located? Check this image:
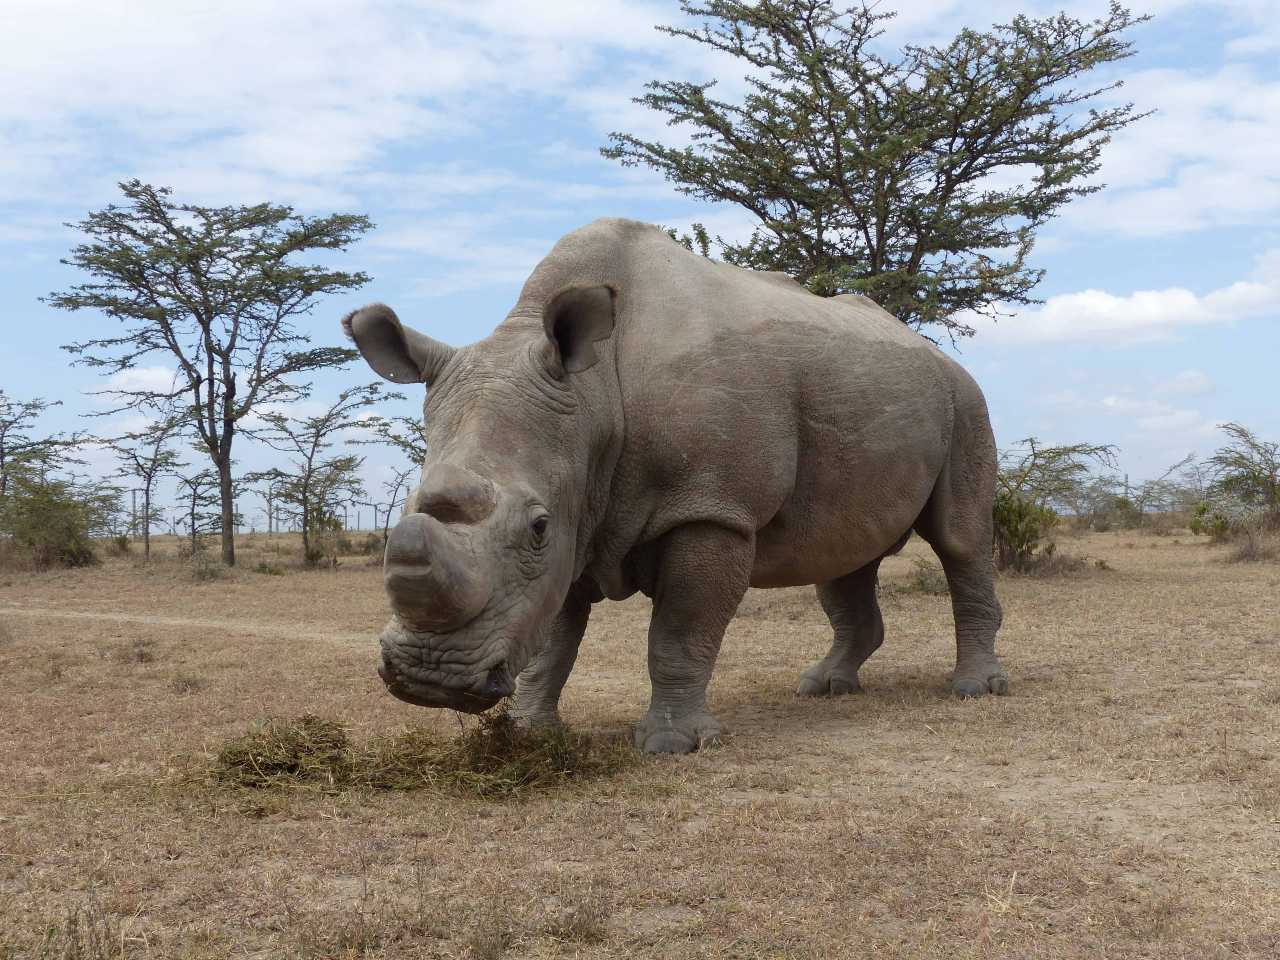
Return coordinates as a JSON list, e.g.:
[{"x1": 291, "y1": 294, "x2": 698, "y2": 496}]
[{"x1": 530, "y1": 515, "x2": 550, "y2": 542}]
